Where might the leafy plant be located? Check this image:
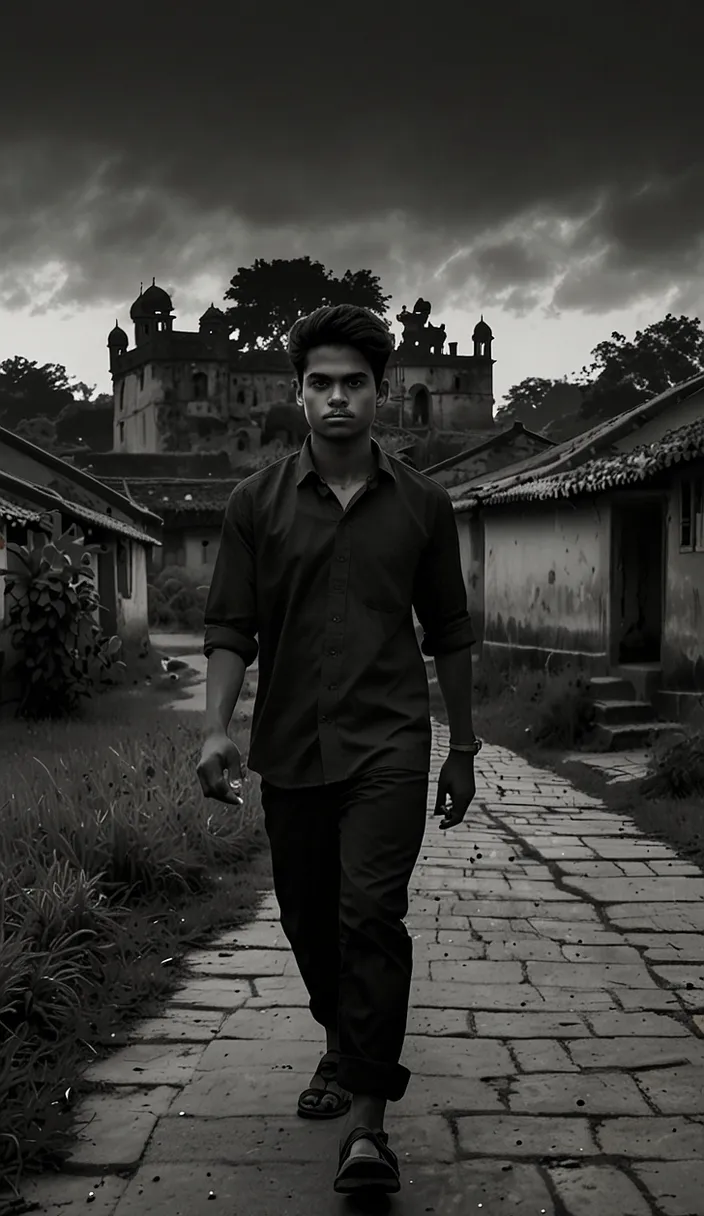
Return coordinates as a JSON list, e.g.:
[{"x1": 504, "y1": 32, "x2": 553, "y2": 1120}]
[
  {"x1": 148, "y1": 564, "x2": 210, "y2": 631},
  {"x1": 4, "y1": 510, "x2": 124, "y2": 720}
]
